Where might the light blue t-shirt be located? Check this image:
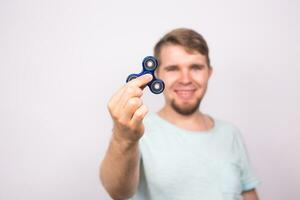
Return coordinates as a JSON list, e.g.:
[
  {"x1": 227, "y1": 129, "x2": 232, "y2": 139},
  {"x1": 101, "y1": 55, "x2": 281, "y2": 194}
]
[{"x1": 130, "y1": 113, "x2": 261, "y2": 200}]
